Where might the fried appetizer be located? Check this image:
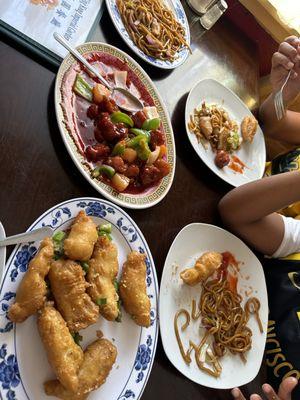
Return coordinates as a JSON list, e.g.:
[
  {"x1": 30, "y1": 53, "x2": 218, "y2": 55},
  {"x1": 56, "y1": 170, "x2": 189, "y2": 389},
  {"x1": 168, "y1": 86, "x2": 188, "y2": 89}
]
[
  {"x1": 87, "y1": 236, "x2": 119, "y2": 321},
  {"x1": 44, "y1": 338, "x2": 117, "y2": 399},
  {"x1": 119, "y1": 251, "x2": 150, "y2": 327},
  {"x1": 49, "y1": 259, "x2": 99, "y2": 332},
  {"x1": 8, "y1": 237, "x2": 53, "y2": 323},
  {"x1": 37, "y1": 305, "x2": 84, "y2": 393},
  {"x1": 180, "y1": 251, "x2": 223, "y2": 286},
  {"x1": 241, "y1": 115, "x2": 258, "y2": 142},
  {"x1": 64, "y1": 211, "x2": 98, "y2": 261}
]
